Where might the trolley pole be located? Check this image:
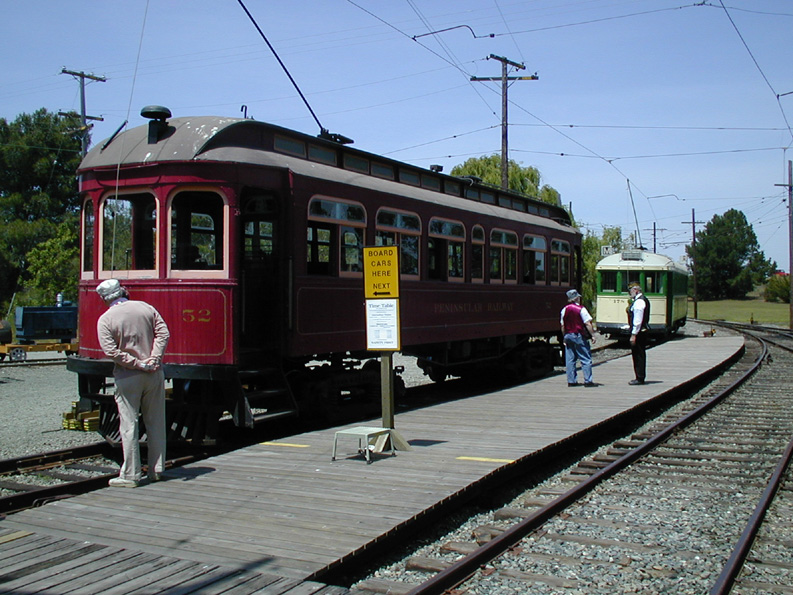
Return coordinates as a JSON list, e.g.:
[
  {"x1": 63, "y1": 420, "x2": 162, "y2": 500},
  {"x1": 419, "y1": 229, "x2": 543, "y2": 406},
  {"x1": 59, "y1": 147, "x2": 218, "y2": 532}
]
[
  {"x1": 60, "y1": 68, "x2": 106, "y2": 157},
  {"x1": 774, "y1": 160, "x2": 793, "y2": 328},
  {"x1": 471, "y1": 55, "x2": 538, "y2": 190}
]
